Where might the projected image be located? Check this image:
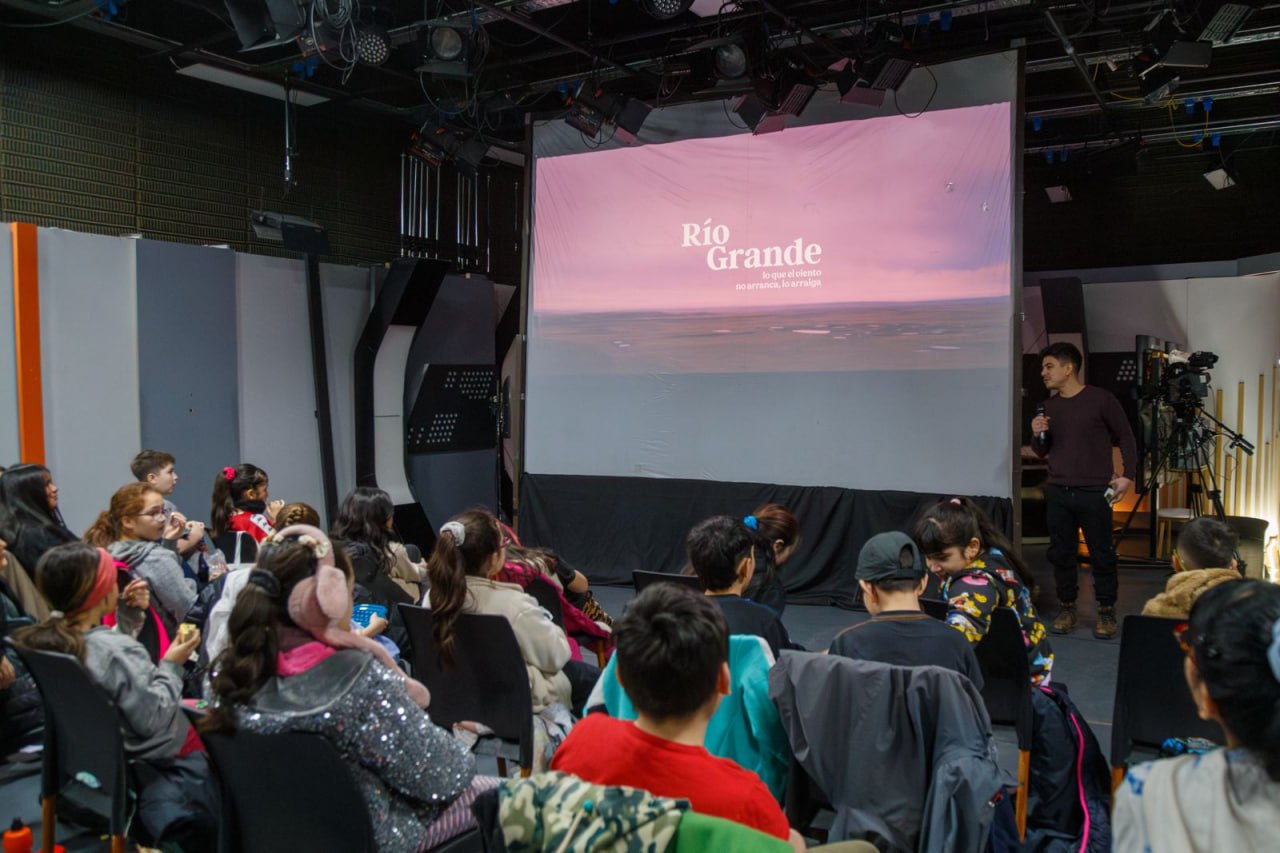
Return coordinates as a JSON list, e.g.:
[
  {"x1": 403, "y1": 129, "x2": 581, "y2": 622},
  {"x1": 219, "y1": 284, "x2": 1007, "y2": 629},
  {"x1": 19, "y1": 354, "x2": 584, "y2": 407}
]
[{"x1": 530, "y1": 103, "x2": 1011, "y2": 374}]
